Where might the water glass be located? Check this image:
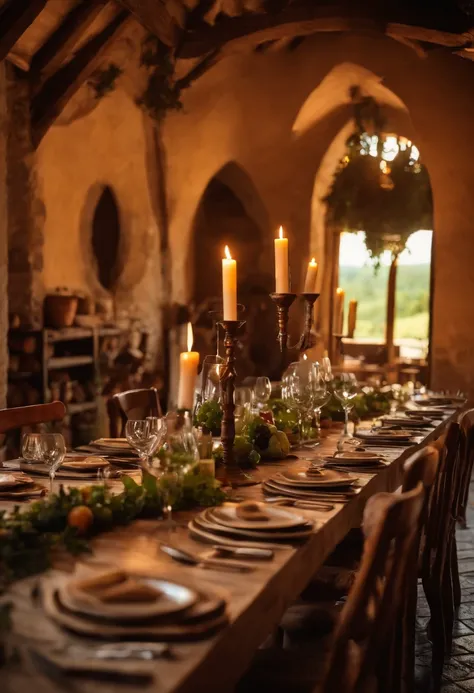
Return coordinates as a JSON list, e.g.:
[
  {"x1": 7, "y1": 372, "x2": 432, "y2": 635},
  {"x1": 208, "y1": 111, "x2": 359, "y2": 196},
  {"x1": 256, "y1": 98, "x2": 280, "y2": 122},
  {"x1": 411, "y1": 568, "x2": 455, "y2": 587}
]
[
  {"x1": 334, "y1": 373, "x2": 358, "y2": 442},
  {"x1": 39, "y1": 433, "x2": 67, "y2": 493},
  {"x1": 21, "y1": 433, "x2": 45, "y2": 463},
  {"x1": 253, "y1": 377, "x2": 272, "y2": 411},
  {"x1": 125, "y1": 418, "x2": 167, "y2": 466}
]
